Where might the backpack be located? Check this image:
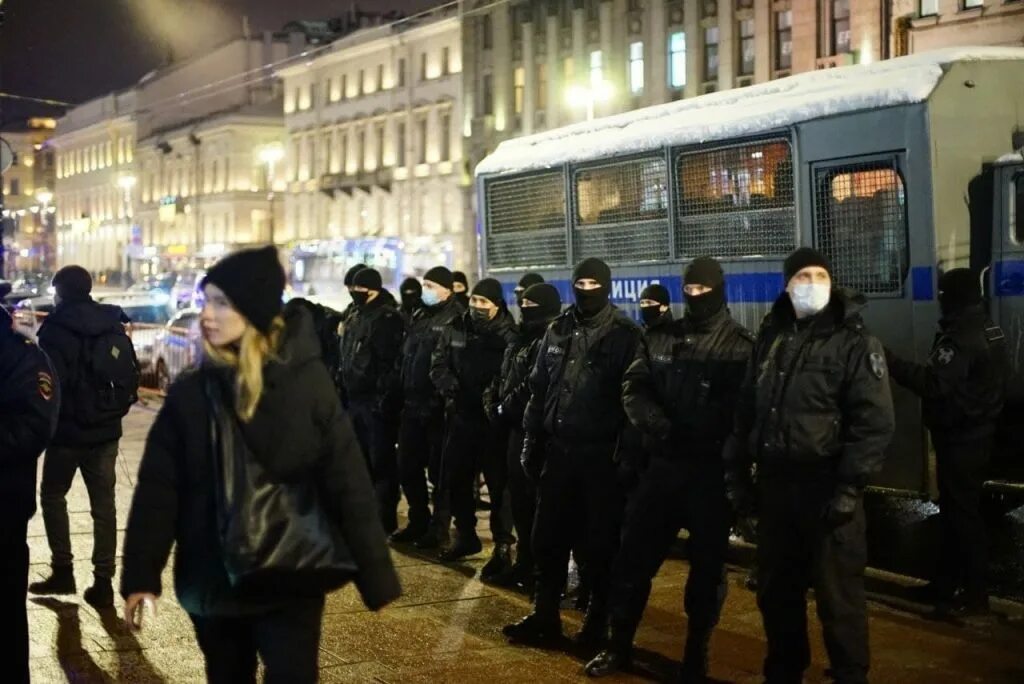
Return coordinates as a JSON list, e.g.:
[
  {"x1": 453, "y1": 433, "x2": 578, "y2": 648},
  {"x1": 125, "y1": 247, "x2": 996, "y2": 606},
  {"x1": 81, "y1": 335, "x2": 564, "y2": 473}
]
[{"x1": 74, "y1": 326, "x2": 140, "y2": 426}]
